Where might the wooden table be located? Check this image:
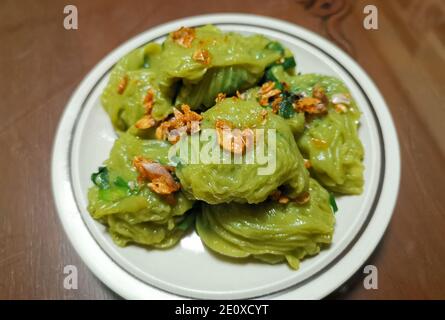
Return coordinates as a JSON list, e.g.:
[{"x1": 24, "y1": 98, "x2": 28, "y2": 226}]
[{"x1": 1, "y1": 0, "x2": 444, "y2": 299}]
